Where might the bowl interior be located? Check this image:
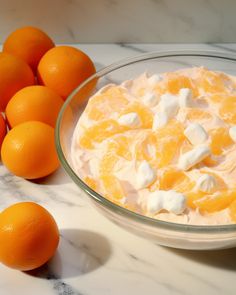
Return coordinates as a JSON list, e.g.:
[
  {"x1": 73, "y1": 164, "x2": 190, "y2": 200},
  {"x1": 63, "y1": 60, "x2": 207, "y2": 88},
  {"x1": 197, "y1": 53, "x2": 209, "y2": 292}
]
[{"x1": 56, "y1": 50, "x2": 236, "y2": 237}]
